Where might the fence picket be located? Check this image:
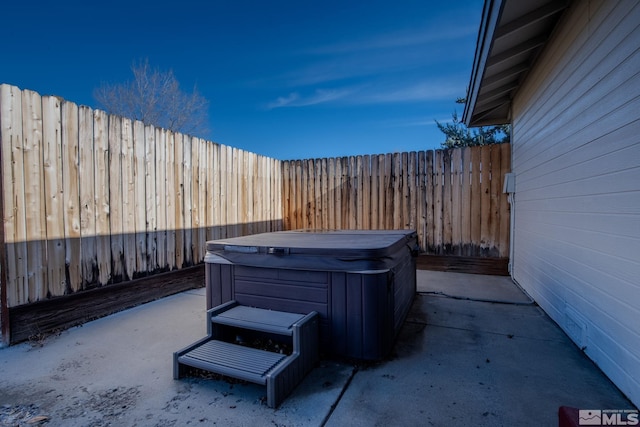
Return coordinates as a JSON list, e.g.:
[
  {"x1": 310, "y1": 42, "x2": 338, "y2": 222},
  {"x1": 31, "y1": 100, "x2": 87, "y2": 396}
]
[
  {"x1": 42, "y1": 96, "x2": 66, "y2": 296},
  {"x1": 62, "y1": 101, "x2": 82, "y2": 291},
  {"x1": 79, "y1": 106, "x2": 97, "y2": 287},
  {"x1": 443, "y1": 150, "x2": 454, "y2": 252},
  {"x1": 489, "y1": 144, "x2": 502, "y2": 257},
  {"x1": 480, "y1": 145, "x2": 492, "y2": 255},
  {"x1": 207, "y1": 143, "x2": 220, "y2": 240},
  {"x1": 155, "y1": 127, "x2": 167, "y2": 270},
  {"x1": 108, "y1": 114, "x2": 124, "y2": 281},
  {"x1": 197, "y1": 138, "x2": 207, "y2": 260},
  {"x1": 313, "y1": 158, "x2": 319, "y2": 229},
  {"x1": 218, "y1": 144, "x2": 228, "y2": 238},
  {"x1": 1, "y1": 85, "x2": 27, "y2": 306},
  {"x1": 22, "y1": 90, "x2": 47, "y2": 301},
  {"x1": 182, "y1": 135, "x2": 193, "y2": 265},
  {"x1": 461, "y1": 147, "x2": 472, "y2": 255},
  {"x1": 165, "y1": 131, "x2": 176, "y2": 269},
  {"x1": 191, "y1": 136, "x2": 200, "y2": 262},
  {"x1": 470, "y1": 146, "x2": 482, "y2": 251},
  {"x1": 327, "y1": 158, "x2": 335, "y2": 229},
  {"x1": 174, "y1": 133, "x2": 185, "y2": 268},
  {"x1": 356, "y1": 156, "x2": 364, "y2": 229},
  {"x1": 334, "y1": 158, "x2": 342, "y2": 230},
  {"x1": 426, "y1": 151, "x2": 434, "y2": 252},
  {"x1": 401, "y1": 152, "x2": 409, "y2": 229},
  {"x1": 408, "y1": 152, "x2": 417, "y2": 232},
  {"x1": 94, "y1": 110, "x2": 111, "y2": 285},
  {"x1": 121, "y1": 118, "x2": 136, "y2": 280},
  {"x1": 239, "y1": 149, "x2": 247, "y2": 236},
  {"x1": 377, "y1": 155, "x2": 385, "y2": 229},
  {"x1": 348, "y1": 156, "x2": 357, "y2": 230},
  {"x1": 370, "y1": 155, "x2": 378, "y2": 230},
  {"x1": 451, "y1": 149, "x2": 462, "y2": 255},
  {"x1": 132, "y1": 120, "x2": 147, "y2": 275},
  {"x1": 230, "y1": 146, "x2": 238, "y2": 237},
  {"x1": 145, "y1": 124, "x2": 157, "y2": 271},
  {"x1": 499, "y1": 143, "x2": 511, "y2": 256}
]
